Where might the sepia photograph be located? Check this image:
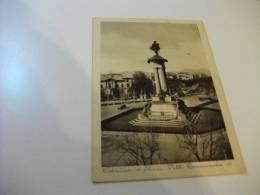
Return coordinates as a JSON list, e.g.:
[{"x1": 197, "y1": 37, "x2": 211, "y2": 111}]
[{"x1": 92, "y1": 18, "x2": 245, "y2": 182}]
